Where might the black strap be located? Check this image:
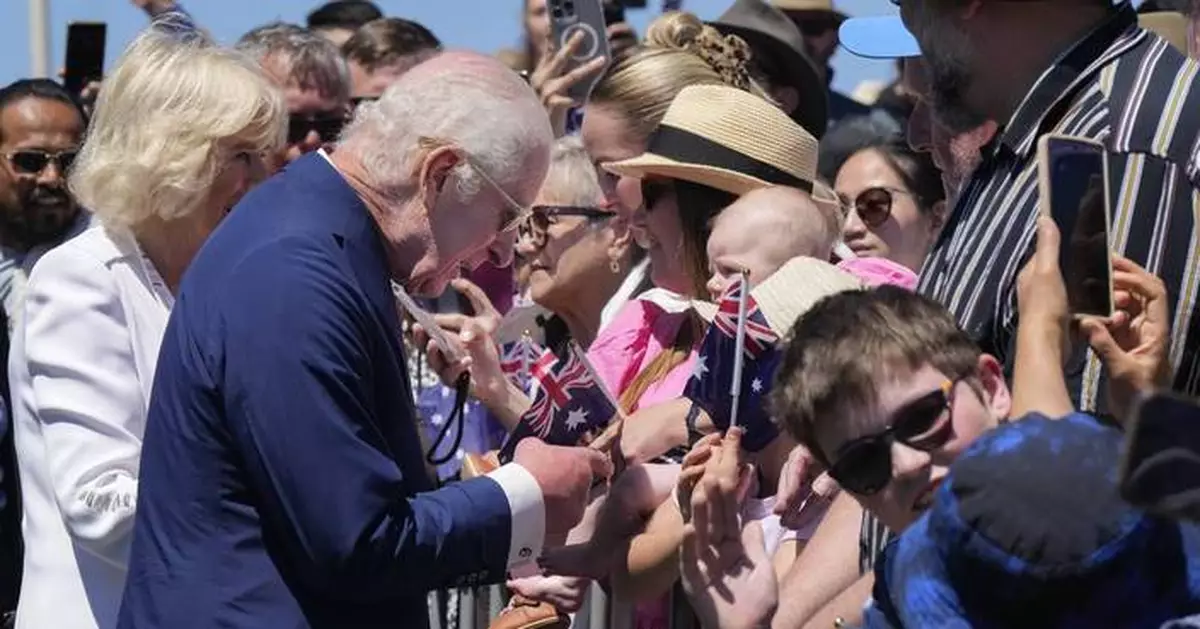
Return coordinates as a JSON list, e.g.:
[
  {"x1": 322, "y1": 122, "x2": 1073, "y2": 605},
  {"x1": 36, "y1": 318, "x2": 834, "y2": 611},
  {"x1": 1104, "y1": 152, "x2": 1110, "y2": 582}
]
[
  {"x1": 647, "y1": 125, "x2": 812, "y2": 192},
  {"x1": 425, "y1": 372, "x2": 471, "y2": 467}
]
